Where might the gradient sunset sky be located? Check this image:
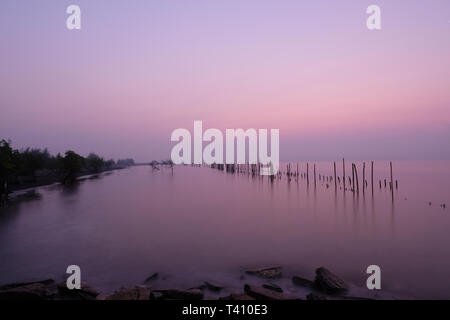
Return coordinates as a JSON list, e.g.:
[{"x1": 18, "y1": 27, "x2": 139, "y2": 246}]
[{"x1": 1, "y1": 0, "x2": 449, "y2": 162}]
